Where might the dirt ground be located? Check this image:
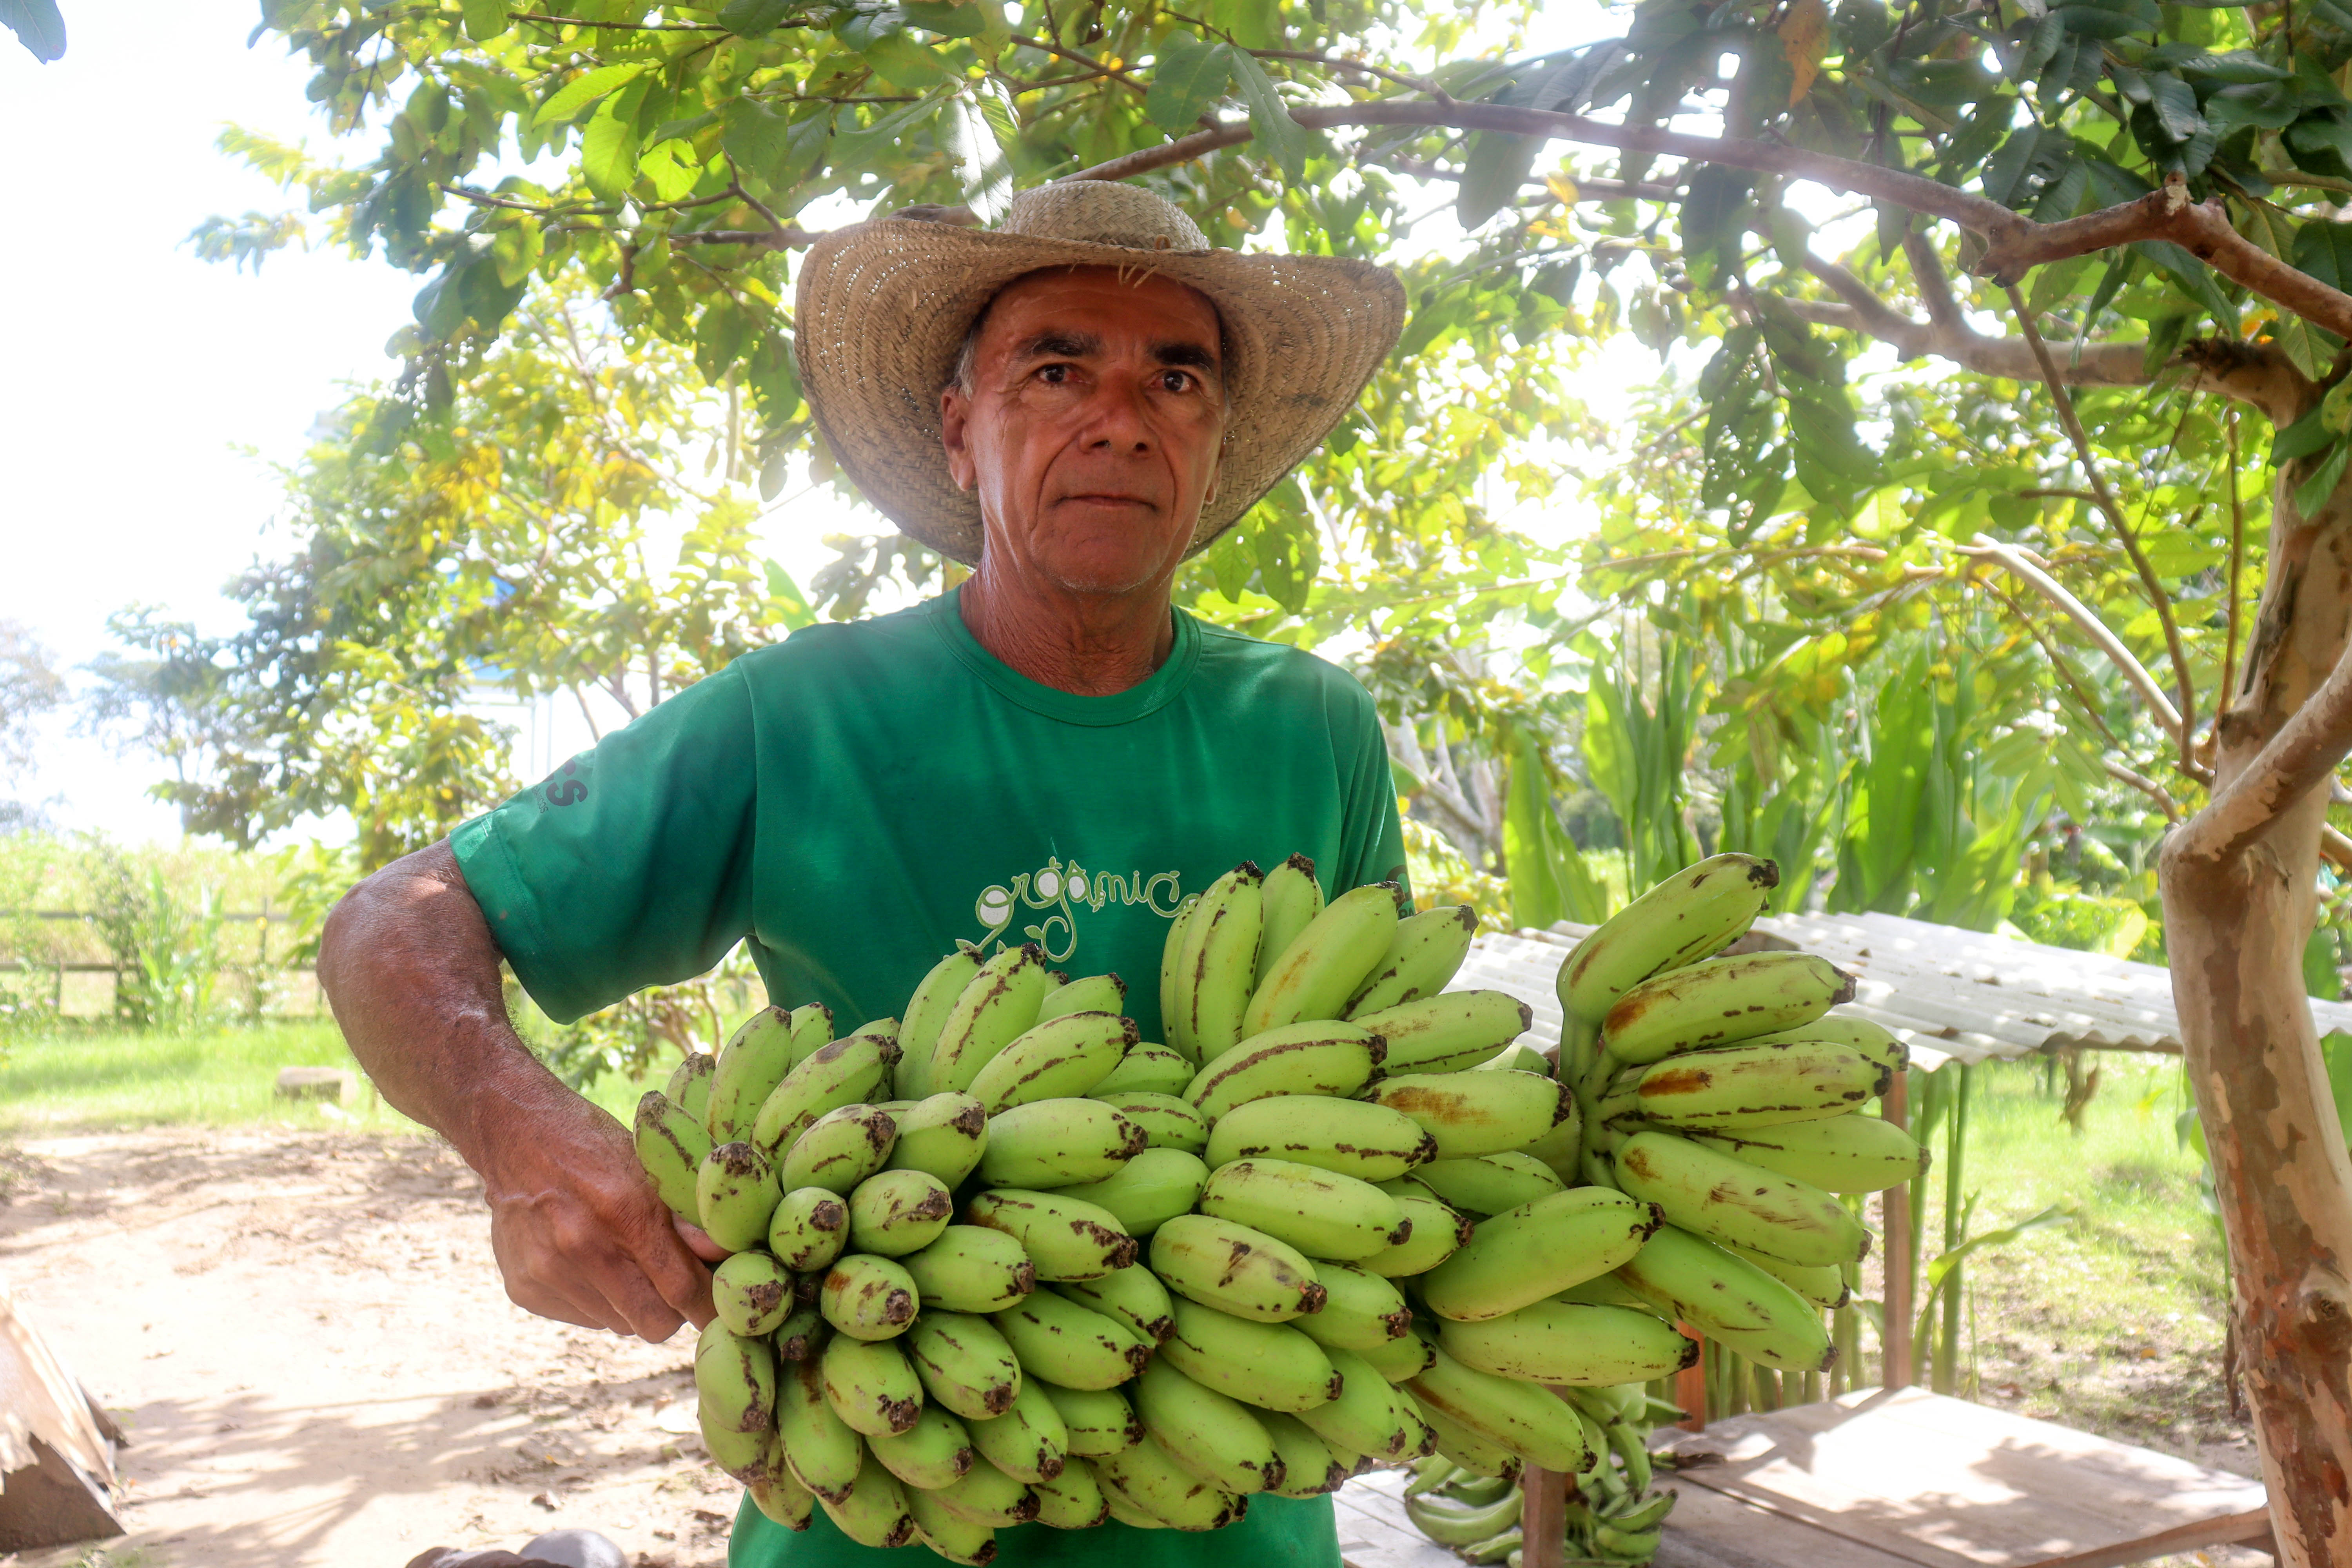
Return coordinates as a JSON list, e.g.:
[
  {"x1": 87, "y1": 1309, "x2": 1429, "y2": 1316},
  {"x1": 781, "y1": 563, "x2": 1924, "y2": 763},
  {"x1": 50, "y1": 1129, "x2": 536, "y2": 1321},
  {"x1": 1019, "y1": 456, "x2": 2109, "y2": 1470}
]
[{"x1": 0, "y1": 1130, "x2": 738, "y2": 1568}]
